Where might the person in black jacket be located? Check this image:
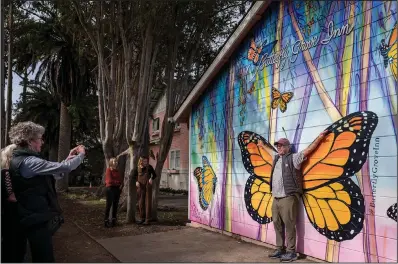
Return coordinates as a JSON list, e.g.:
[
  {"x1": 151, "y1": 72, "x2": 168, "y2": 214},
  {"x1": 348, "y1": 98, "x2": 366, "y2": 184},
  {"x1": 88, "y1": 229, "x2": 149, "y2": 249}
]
[{"x1": 8, "y1": 121, "x2": 86, "y2": 262}]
